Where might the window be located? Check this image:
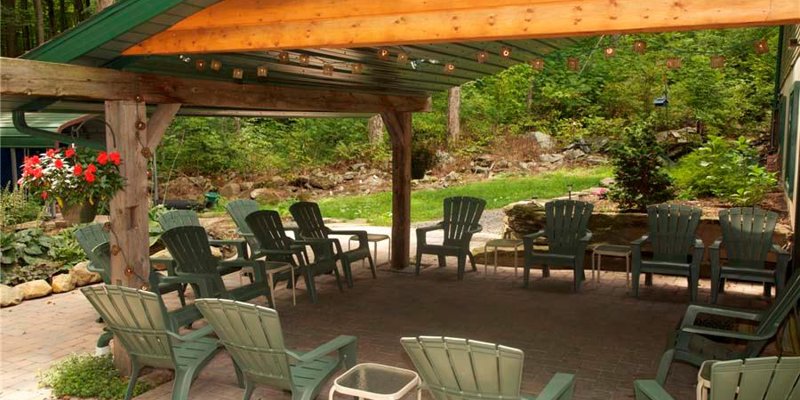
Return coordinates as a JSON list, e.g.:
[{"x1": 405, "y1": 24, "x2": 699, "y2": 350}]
[{"x1": 786, "y1": 82, "x2": 800, "y2": 199}]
